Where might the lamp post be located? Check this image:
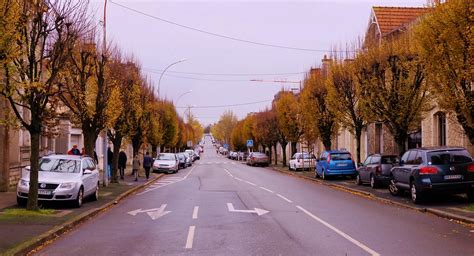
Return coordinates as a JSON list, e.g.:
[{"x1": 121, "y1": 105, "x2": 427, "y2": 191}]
[
  {"x1": 102, "y1": 0, "x2": 109, "y2": 187},
  {"x1": 175, "y1": 90, "x2": 192, "y2": 107},
  {"x1": 157, "y1": 59, "x2": 187, "y2": 96}
]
